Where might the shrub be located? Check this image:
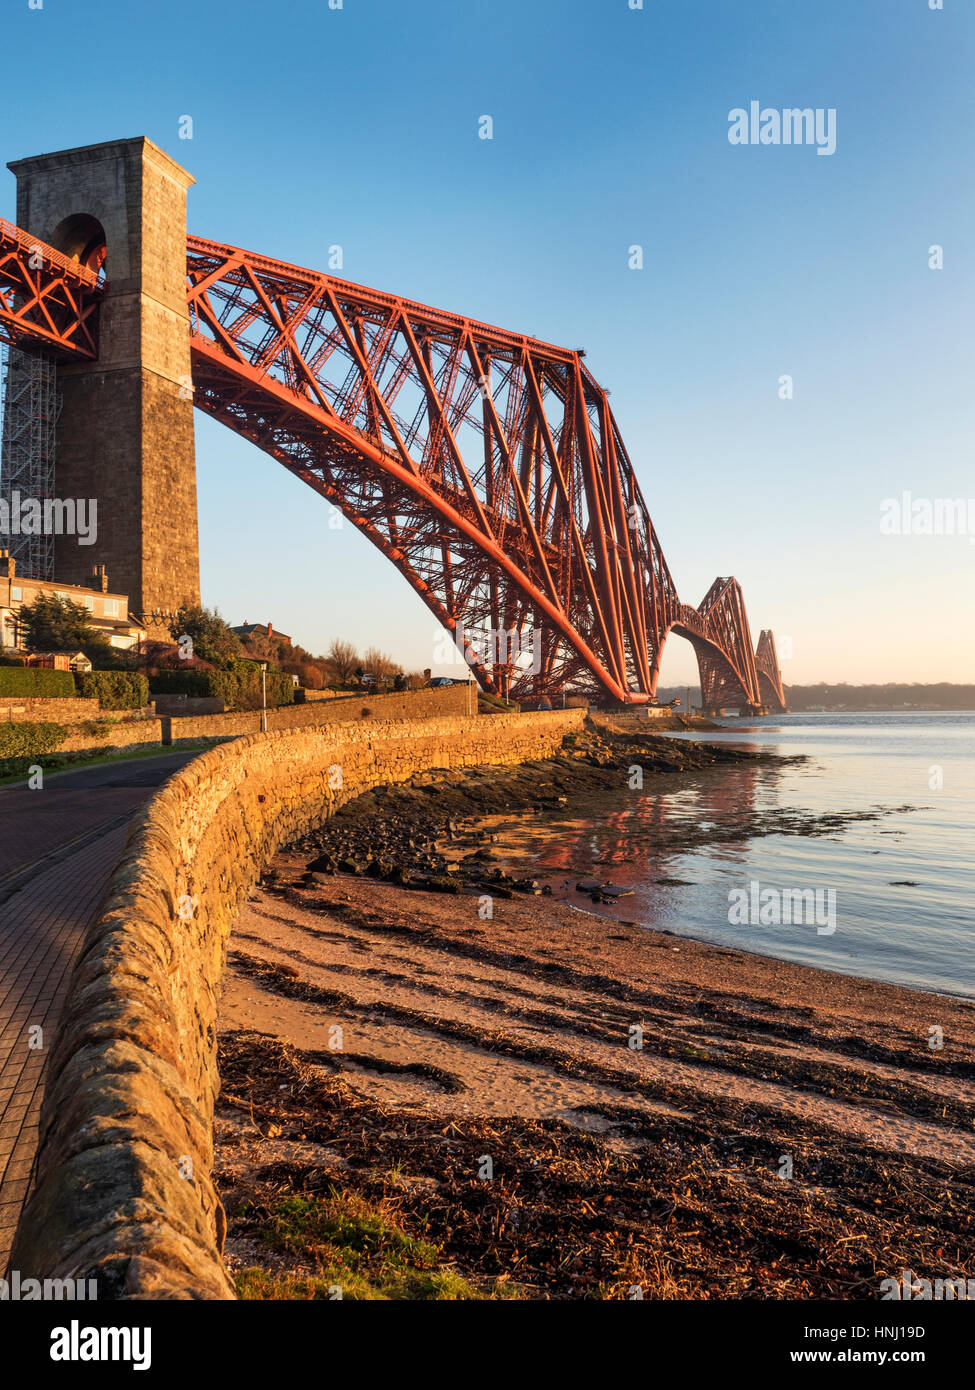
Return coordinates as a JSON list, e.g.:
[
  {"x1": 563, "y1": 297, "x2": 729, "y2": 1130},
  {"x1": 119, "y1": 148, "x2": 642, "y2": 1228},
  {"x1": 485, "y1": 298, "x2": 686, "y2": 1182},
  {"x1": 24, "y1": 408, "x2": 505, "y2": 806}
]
[
  {"x1": 0, "y1": 667, "x2": 76, "y2": 698},
  {"x1": 78, "y1": 718, "x2": 114, "y2": 741},
  {"x1": 19, "y1": 592, "x2": 94, "y2": 652},
  {"x1": 0, "y1": 720, "x2": 67, "y2": 775},
  {"x1": 149, "y1": 669, "x2": 212, "y2": 698},
  {"x1": 78, "y1": 671, "x2": 149, "y2": 710},
  {"x1": 149, "y1": 664, "x2": 294, "y2": 711},
  {"x1": 0, "y1": 654, "x2": 26, "y2": 666},
  {"x1": 168, "y1": 605, "x2": 242, "y2": 666}
]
